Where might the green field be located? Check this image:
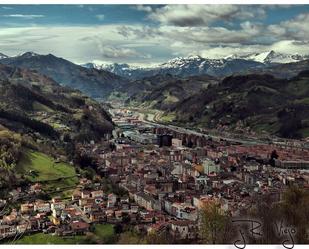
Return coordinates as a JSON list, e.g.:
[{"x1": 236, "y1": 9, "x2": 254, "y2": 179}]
[
  {"x1": 94, "y1": 224, "x2": 115, "y2": 241},
  {"x1": 160, "y1": 112, "x2": 176, "y2": 123},
  {"x1": 13, "y1": 224, "x2": 116, "y2": 244},
  {"x1": 16, "y1": 150, "x2": 79, "y2": 196},
  {"x1": 14, "y1": 233, "x2": 87, "y2": 244}
]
